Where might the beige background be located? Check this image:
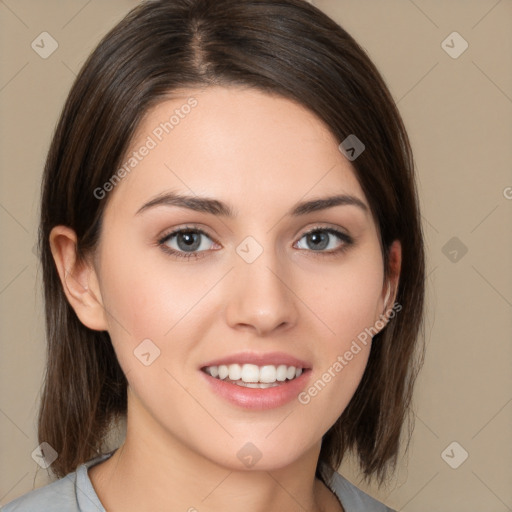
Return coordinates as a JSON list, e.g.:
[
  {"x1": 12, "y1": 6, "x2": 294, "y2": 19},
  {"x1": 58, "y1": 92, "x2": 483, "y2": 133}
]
[{"x1": 1, "y1": 0, "x2": 511, "y2": 510}]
